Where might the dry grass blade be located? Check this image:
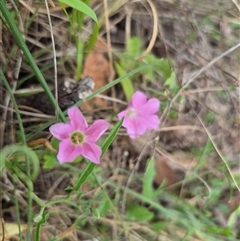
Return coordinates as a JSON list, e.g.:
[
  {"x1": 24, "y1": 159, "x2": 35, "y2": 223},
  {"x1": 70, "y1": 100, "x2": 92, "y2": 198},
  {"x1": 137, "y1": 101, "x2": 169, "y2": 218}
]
[
  {"x1": 135, "y1": 0, "x2": 158, "y2": 61},
  {"x1": 193, "y1": 107, "x2": 240, "y2": 192}
]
